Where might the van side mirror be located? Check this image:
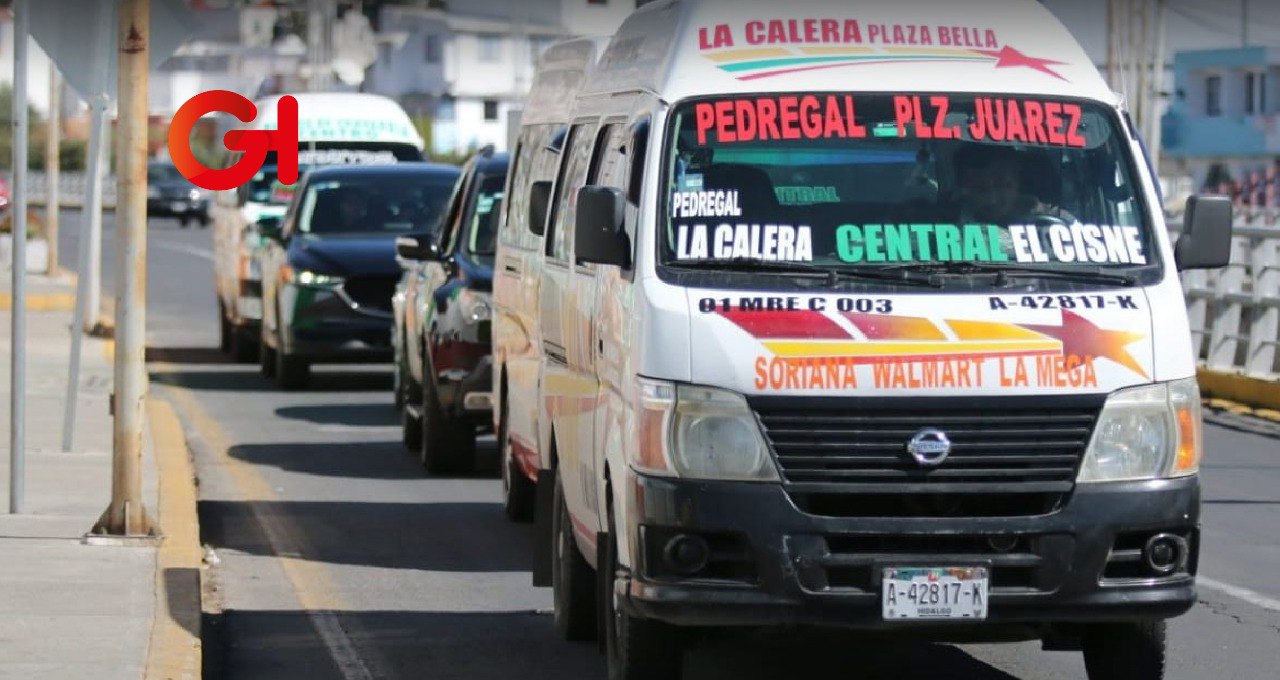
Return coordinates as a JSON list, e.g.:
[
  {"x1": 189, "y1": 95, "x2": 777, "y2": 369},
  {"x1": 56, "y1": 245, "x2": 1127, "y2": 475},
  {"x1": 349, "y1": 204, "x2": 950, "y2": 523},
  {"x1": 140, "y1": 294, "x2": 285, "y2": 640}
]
[
  {"x1": 395, "y1": 232, "x2": 441, "y2": 261},
  {"x1": 1175, "y1": 195, "x2": 1233, "y2": 270},
  {"x1": 529, "y1": 180, "x2": 552, "y2": 236},
  {"x1": 575, "y1": 186, "x2": 630, "y2": 268},
  {"x1": 256, "y1": 216, "x2": 283, "y2": 241}
]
